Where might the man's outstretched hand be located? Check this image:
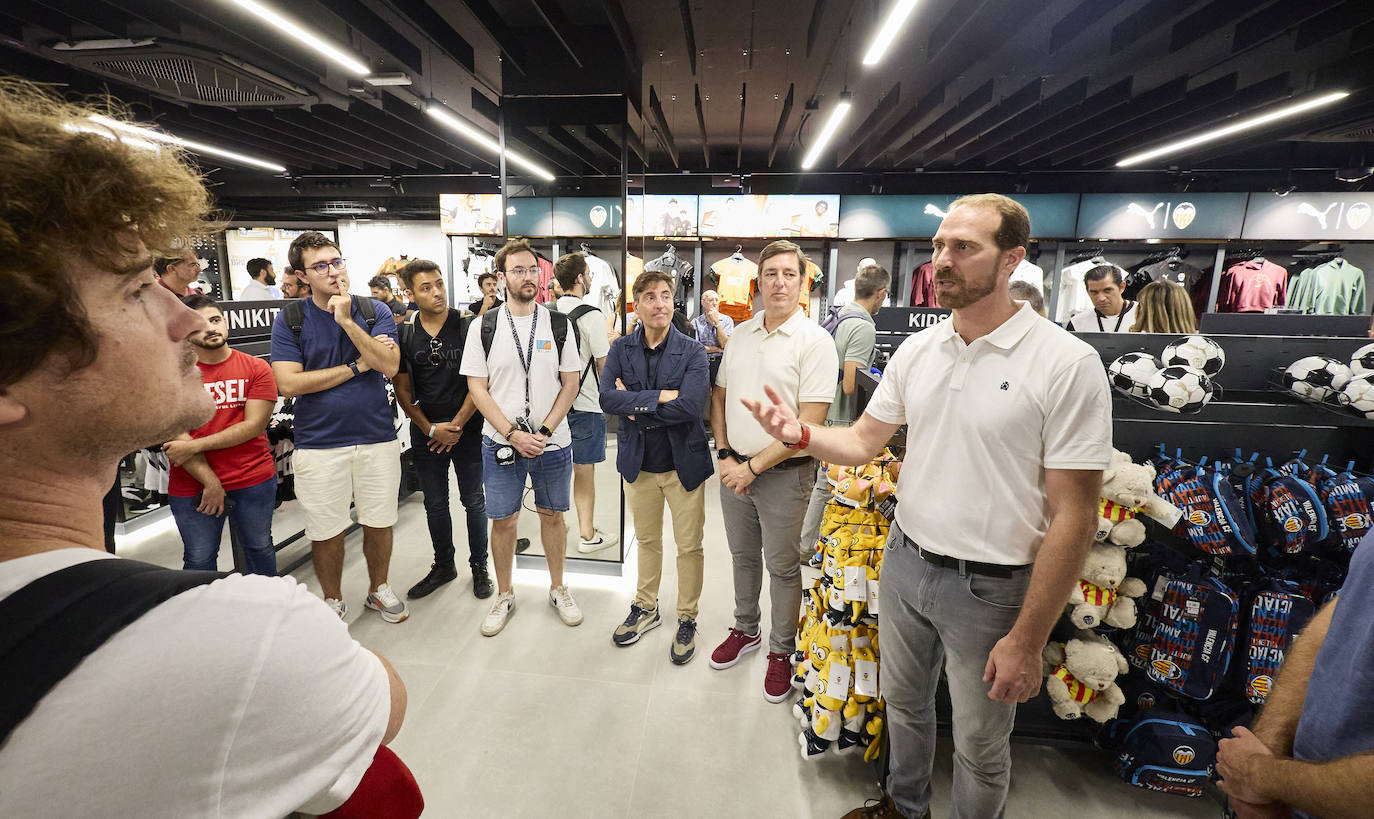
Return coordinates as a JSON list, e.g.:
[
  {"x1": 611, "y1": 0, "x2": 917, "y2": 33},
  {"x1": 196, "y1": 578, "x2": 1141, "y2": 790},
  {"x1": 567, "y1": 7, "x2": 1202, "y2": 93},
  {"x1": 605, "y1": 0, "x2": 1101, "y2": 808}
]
[{"x1": 740, "y1": 384, "x2": 801, "y2": 444}]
